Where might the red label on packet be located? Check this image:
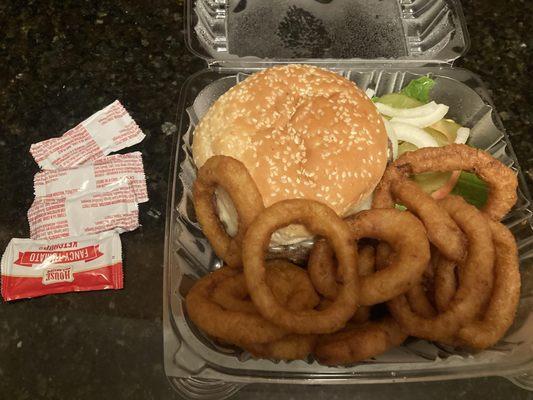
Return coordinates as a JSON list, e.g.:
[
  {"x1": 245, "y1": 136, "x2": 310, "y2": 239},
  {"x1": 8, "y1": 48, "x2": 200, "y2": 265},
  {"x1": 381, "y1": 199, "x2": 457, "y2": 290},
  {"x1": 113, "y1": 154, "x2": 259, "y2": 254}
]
[
  {"x1": 15, "y1": 245, "x2": 103, "y2": 266},
  {"x1": 1, "y1": 232, "x2": 123, "y2": 301},
  {"x1": 30, "y1": 100, "x2": 145, "y2": 170}
]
